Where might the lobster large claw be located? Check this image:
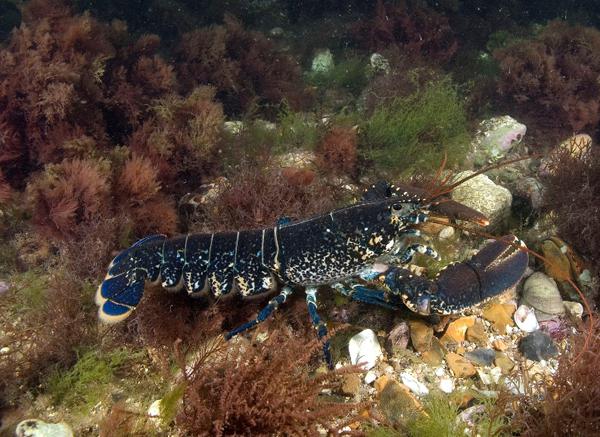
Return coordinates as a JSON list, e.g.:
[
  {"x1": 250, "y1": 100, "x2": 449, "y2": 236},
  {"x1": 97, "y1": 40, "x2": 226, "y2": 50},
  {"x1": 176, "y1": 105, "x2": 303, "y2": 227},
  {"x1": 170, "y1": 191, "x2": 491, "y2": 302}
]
[{"x1": 389, "y1": 235, "x2": 528, "y2": 315}]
